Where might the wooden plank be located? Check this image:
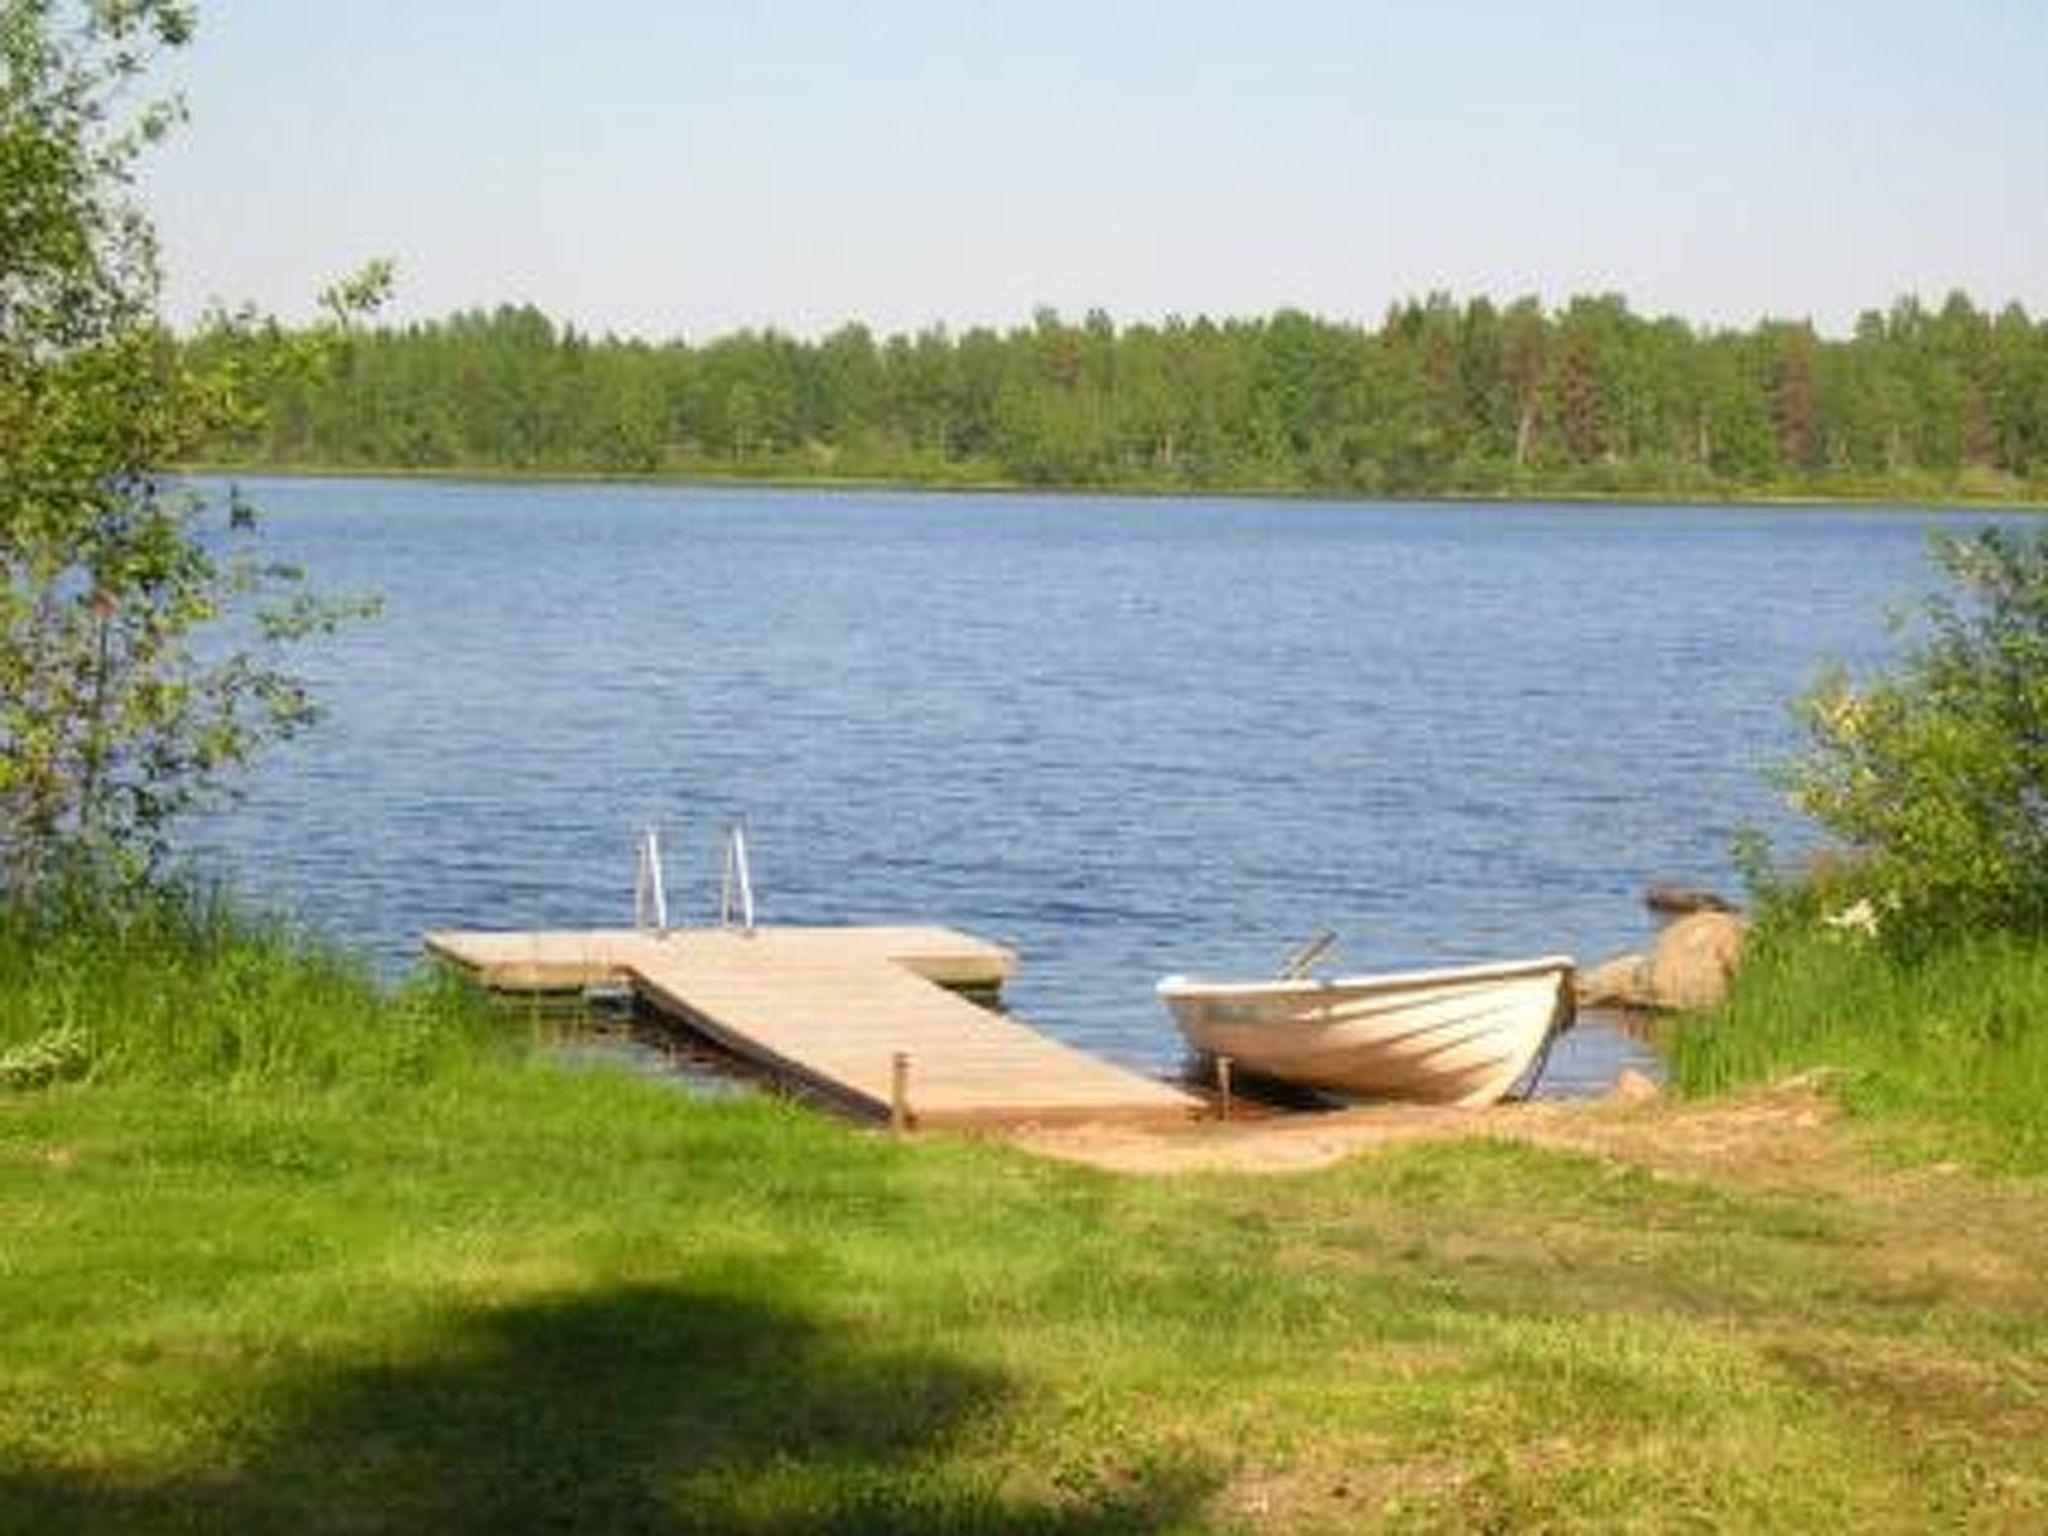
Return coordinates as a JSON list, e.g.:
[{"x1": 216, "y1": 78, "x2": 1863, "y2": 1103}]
[{"x1": 425, "y1": 925, "x2": 1197, "y2": 1128}]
